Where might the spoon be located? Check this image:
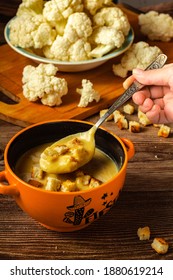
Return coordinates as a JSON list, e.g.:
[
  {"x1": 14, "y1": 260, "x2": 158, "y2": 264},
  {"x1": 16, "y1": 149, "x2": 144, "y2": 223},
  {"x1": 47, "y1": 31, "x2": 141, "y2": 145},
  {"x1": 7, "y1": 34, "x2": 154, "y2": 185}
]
[{"x1": 40, "y1": 54, "x2": 167, "y2": 174}]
